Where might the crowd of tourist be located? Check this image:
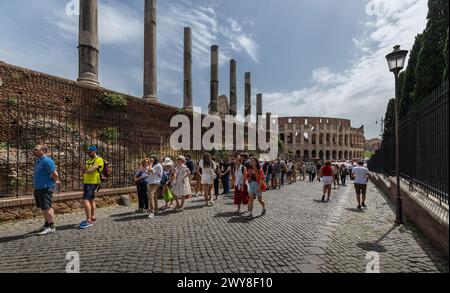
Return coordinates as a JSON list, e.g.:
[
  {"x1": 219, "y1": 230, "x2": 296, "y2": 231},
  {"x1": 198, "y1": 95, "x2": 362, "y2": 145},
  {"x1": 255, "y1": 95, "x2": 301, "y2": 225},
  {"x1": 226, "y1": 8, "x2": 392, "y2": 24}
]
[{"x1": 31, "y1": 144, "x2": 370, "y2": 235}]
